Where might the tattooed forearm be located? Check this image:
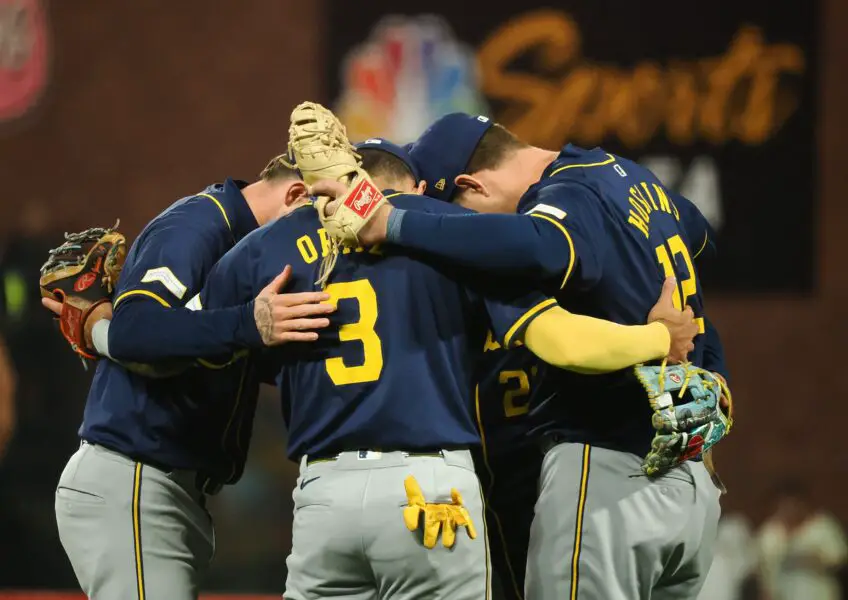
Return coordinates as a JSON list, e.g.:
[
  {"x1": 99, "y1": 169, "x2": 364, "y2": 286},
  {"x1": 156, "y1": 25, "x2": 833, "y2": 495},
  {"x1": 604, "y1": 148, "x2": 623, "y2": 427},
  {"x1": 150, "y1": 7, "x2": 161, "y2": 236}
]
[{"x1": 254, "y1": 297, "x2": 274, "y2": 345}]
